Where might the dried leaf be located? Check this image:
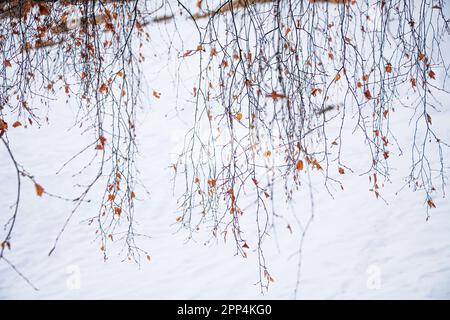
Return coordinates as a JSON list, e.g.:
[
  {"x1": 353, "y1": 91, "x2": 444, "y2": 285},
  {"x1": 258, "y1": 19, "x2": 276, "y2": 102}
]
[
  {"x1": 428, "y1": 70, "x2": 436, "y2": 80},
  {"x1": 152, "y1": 90, "x2": 161, "y2": 99},
  {"x1": 385, "y1": 63, "x2": 392, "y2": 73},
  {"x1": 3, "y1": 59, "x2": 12, "y2": 68},
  {"x1": 338, "y1": 167, "x2": 345, "y2": 174},
  {"x1": 427, "y1": 199, "x2": 436, "y2": 209},
  {"x1": 296, "y1": 160, "x2": 304, "y2": 171},
  {"x1": 35, "y1": 183, "x2": 44, "y2": 197},
  {"x1": 334, "y1": 73, "x2": 341, "y2": 82},
  {"x1": 12, "y1": 121, "x2": 22, "y2": 128},
  {"x1": 235, "y1": 112, "x2": 243, "y2": 121},
  {"x1": 207, "y1": 179, "x2": 216, "y2": 188},
  {"x1": 99, "y1": 83, "x2": 108, "y2": 94}
]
